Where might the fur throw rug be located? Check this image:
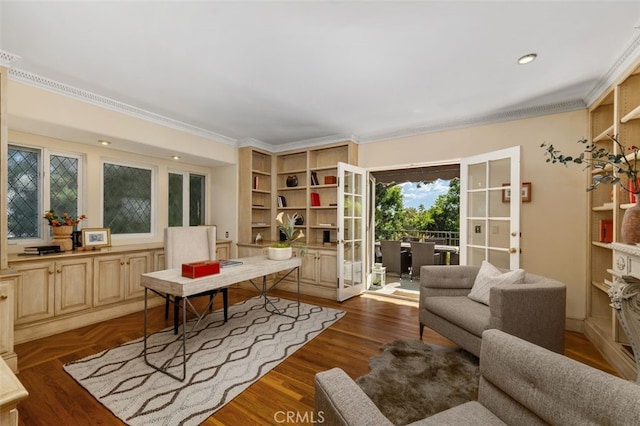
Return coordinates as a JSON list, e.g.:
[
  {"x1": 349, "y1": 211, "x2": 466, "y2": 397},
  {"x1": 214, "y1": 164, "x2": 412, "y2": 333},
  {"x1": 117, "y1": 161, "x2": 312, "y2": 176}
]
[{"x1": 356, "y1": 339, "x2": 479, "y2": 425}]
